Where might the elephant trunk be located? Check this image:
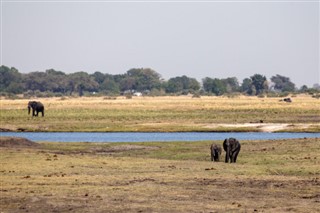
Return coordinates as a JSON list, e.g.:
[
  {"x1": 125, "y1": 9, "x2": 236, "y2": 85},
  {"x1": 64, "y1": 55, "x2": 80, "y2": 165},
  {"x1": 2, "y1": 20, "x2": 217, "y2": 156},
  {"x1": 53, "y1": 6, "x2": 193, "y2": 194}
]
[{"x1": 28, "y1": 106, "x2": 31, "y2": 115}]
